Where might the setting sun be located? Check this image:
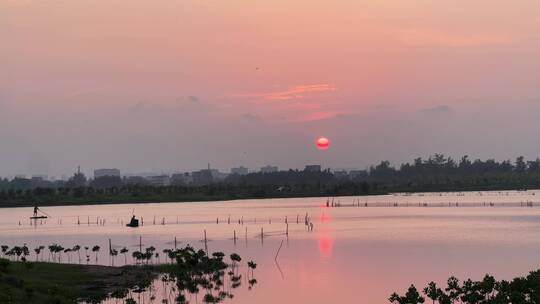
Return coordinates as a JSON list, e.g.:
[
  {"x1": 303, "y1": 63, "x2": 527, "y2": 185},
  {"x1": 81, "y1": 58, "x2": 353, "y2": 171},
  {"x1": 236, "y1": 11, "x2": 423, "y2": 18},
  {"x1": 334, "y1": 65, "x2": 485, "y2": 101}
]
[{"x1": 316, "y1": 137, "x2": 330, "y2": 150}]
